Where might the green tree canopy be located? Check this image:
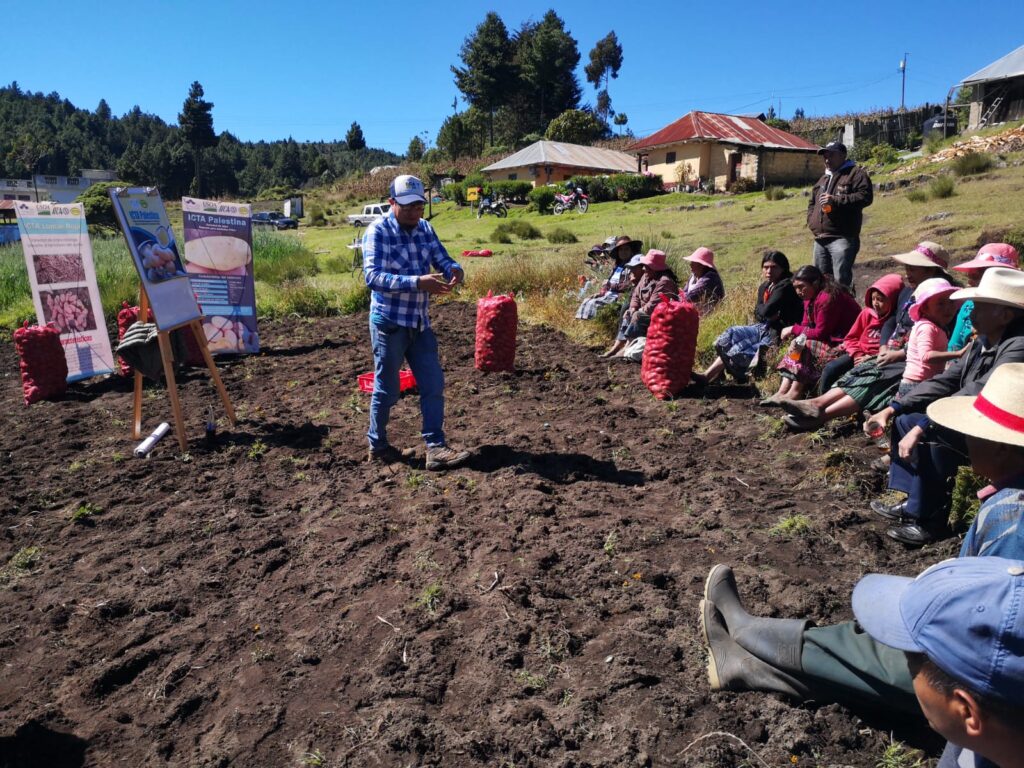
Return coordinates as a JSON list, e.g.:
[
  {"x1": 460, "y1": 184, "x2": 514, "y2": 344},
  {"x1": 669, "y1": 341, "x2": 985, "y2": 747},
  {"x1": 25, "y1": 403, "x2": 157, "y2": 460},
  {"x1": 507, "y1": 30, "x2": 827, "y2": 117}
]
[
  {"x1": 407, "y1": 135, "x2": 425, "y2": 161},
  {"x1": 585, "y1": 31, "x2": 623, "y2": 123},
  {"x1": 178, "y1": 81, "x2": 216, "y2": 195},
  {"x1": 451, "y1": 12, "x2": 516, "y2": 145},
  {"x1": 346, "y1": 121, "x2": 366, "y2": 150},
  {"x1": 545, "y1": 109, "x2": 604, "y2": 145},
  {"x1": 517, "y1": 11, "x2": 581, "y2": 129}
]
